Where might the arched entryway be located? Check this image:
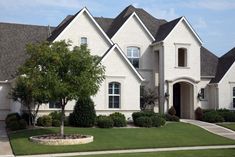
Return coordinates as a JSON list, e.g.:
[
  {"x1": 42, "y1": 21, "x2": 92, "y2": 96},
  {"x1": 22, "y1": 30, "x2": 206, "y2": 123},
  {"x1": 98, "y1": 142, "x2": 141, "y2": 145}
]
[{"x1": 173, "y1": 82, "x2": 194, "y2": 119}]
